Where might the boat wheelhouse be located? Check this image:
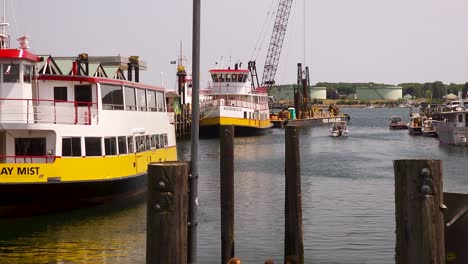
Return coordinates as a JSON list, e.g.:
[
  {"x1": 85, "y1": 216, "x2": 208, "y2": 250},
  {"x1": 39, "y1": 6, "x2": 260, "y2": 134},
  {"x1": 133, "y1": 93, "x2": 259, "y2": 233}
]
[
  {"x1": 200, "y1": 67, "x2": 271, "y2": 135},
  {"x1": 421, "y1": 119, "x2": 438, "y2": 137},
  {"x1": 408, "y1": 113, "x2": 424, "y2": 135},
  {"x1": 437, "y1": 110, "x2": 468, "y2": 146},
  {"x1": 0, "y1": 46, "x2": 176, "y2": 215}
]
